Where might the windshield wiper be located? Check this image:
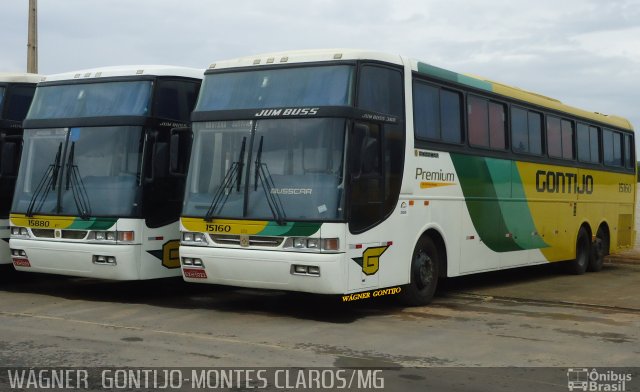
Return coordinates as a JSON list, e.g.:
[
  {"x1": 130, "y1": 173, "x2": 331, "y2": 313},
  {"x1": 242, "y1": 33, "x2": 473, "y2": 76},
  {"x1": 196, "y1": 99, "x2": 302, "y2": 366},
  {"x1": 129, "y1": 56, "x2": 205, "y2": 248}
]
[
  {"x1": 26, "y1": 142, "x2": 62, "y2": 217},
  {"x1": 205, "y1": 136, "x2": 246, "y2": 221},
  {"x1": 64, "y1": 141, "x2": 91, "y2": 219},
  {"x1": 253, "y1": 136, "x2": 286, "y2": 225}
]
